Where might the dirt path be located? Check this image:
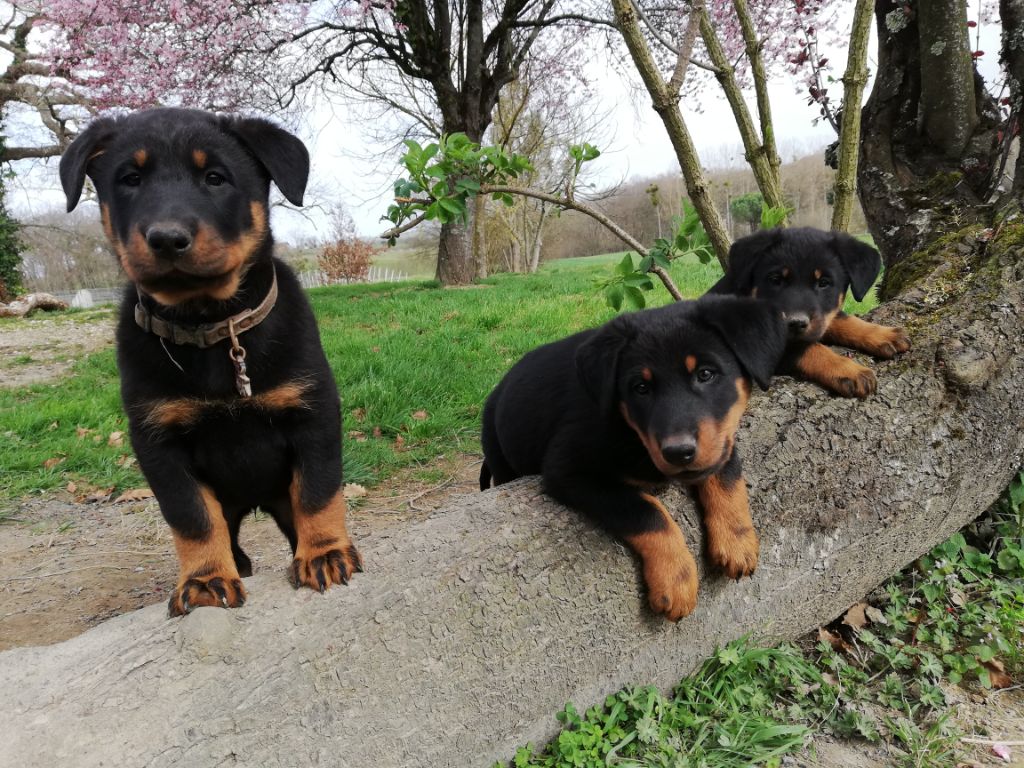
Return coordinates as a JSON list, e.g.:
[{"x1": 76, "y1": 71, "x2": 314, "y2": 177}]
[{"x1": 0, "y1": 307, "x2": 117, "y2": 388}]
